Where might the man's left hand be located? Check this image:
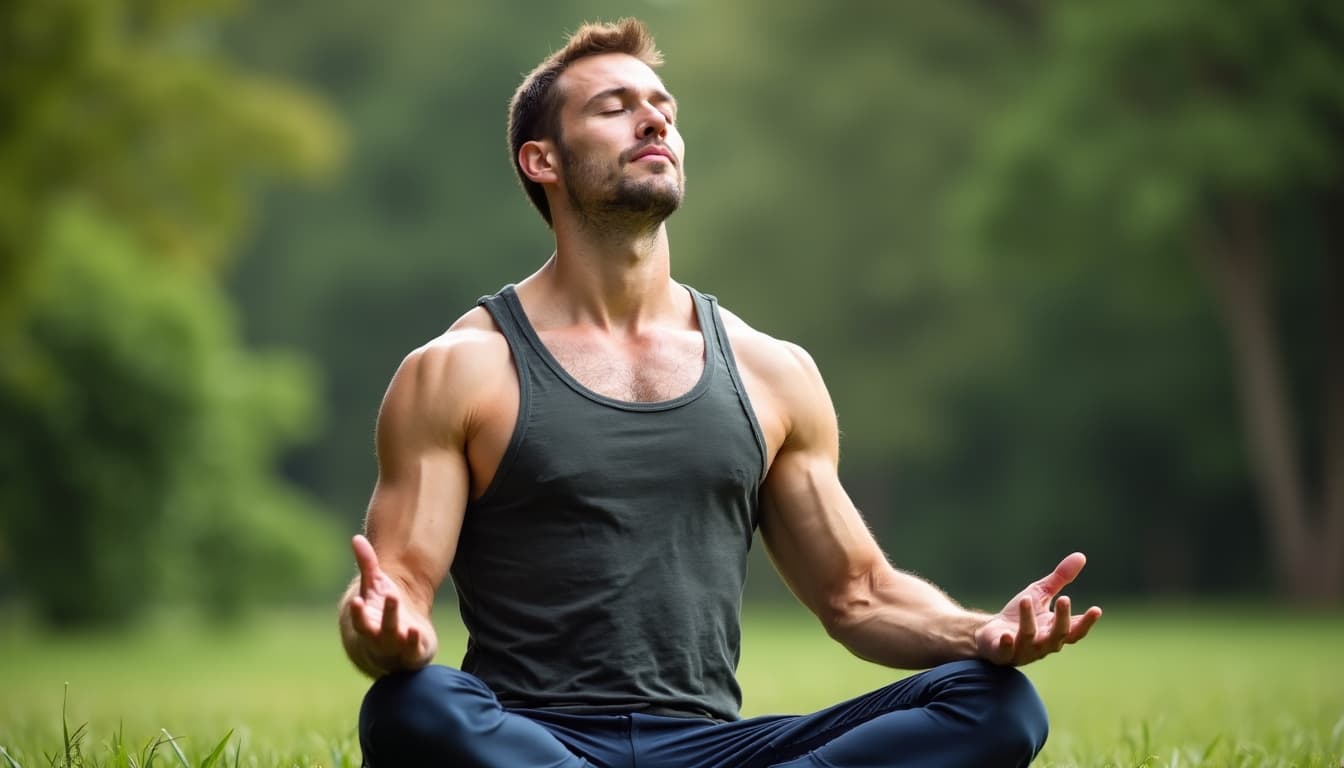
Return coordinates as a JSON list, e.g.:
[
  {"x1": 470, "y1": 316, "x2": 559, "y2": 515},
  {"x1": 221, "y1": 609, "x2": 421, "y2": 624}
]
[{"x1": 975, "y1": 552, "x2": 1103, "y2": 666}]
